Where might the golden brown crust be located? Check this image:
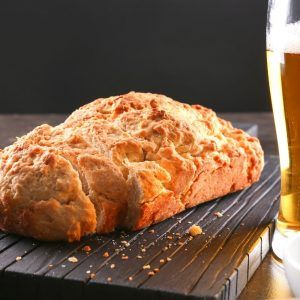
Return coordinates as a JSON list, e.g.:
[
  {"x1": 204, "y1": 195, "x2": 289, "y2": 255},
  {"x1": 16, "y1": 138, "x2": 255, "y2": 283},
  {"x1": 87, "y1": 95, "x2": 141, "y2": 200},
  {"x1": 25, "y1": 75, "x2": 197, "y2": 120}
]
[{"x1": 0, "y1": 92, "x2": 264, "y2": 240}]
